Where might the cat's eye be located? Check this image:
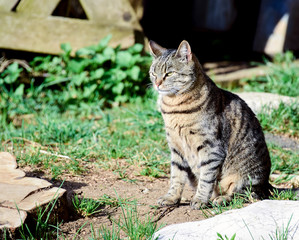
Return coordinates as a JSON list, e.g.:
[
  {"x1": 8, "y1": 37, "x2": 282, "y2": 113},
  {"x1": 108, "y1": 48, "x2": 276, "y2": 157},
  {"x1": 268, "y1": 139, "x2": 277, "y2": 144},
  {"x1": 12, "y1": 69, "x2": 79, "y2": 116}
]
[
  {"x1": 165, "y1": 72, "x2": 174, "y2": 77},
  {"x1": 150, "y1": 72, "x2": 156, "y2": 77}
]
